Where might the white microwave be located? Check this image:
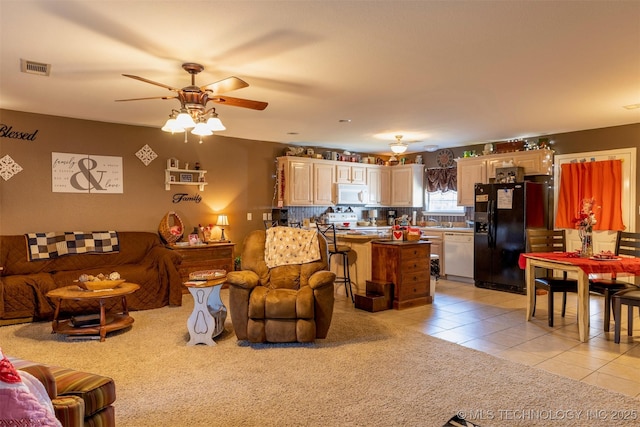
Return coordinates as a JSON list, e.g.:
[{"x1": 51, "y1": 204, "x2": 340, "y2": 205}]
[{"x1": 334, "y1": 183, "x2": 369, "y2": 205}]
